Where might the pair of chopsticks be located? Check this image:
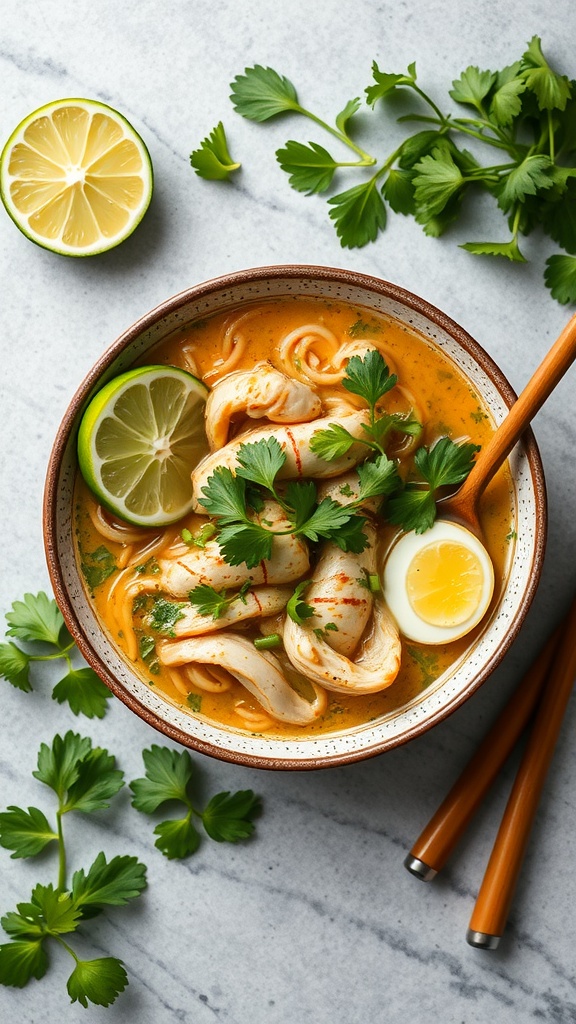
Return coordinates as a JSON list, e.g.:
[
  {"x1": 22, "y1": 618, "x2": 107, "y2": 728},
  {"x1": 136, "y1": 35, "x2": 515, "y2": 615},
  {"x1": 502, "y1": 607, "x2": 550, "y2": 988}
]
[{"x1": 404, "y1": 594, "x2": 576, "y2": 949}]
